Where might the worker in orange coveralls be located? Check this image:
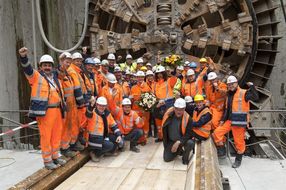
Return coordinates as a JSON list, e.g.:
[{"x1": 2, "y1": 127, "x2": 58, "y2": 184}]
[
  {"x1": 204, "y1": 72, "x2": 227, "y2": 130},
  {"x1": 212, "y1": 75, "x2": 259, "y2": 168},
  {"x1": 19, "y1": 47, "x2": 66, "y2": 170},
  {"x1": 58, "y1": 52, "x2": 80, "y2": 158},
  {"x1": 130, "y1": 71, "x2": 151, "y2": 145}
]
